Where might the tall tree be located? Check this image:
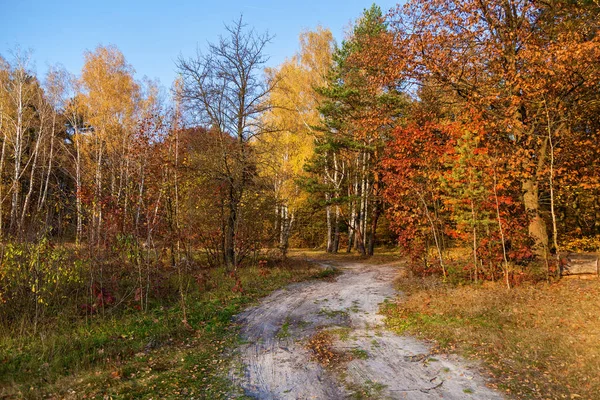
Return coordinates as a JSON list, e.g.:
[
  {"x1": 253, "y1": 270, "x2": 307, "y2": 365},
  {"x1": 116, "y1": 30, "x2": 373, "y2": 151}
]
[
  {"x1": 78, "y1": 45, "x2": 141, "y2": 246},
  {"x1": 177, "y1": 16, "x2": 275, "y2": 268},
  {"x1": 0, "y1": 50, "x2": 47, "y2": 237},
  {"x1": 310, "y1": 4, "x2": 407, "y2": 255},
  {"x1": 260, "y1": 26, "x2": 335, "y2": 257}
]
